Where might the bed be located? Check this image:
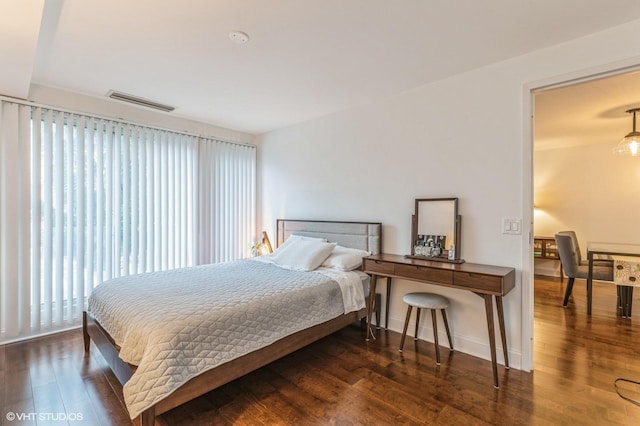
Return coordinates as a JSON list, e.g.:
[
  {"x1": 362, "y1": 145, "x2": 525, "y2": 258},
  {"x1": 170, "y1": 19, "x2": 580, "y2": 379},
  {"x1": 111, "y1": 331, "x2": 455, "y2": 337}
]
[{"x1": 82, "y1": 219, "x2": 381, "y2": 425}]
